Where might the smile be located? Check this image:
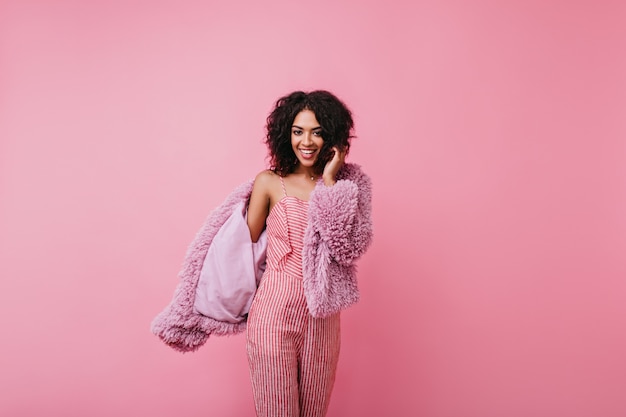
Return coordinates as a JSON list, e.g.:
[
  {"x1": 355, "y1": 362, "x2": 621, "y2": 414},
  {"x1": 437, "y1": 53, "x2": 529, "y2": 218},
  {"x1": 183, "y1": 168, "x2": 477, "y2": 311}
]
[{"x1": 298, "y1": 148, "x2": 317, "y2": 160}]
